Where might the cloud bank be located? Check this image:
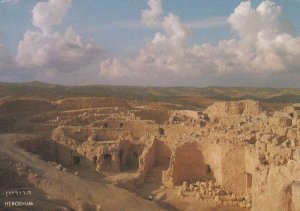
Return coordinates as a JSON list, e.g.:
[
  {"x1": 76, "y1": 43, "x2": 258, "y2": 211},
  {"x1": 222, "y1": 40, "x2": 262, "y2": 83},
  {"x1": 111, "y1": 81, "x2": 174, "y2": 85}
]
[
  {"x1": 15, "y1": 0, "x2": 102, "y2": 81},
  {"x1": 0, "y1": 0, "x2": 299, "y2": 86},
  {"x1": 100, "y1": 0, "x2": 300, "y2": 86}
]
